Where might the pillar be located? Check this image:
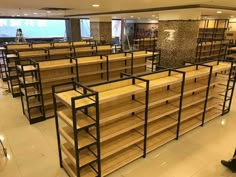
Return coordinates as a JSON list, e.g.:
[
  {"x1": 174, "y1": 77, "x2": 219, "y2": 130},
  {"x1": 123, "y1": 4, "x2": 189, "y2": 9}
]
[
  {"x1": 66, "y1": 19, "x2": 81, "y2": 41},
  {"x1": 90, "y1": 17, "x2": 112, "y2": 44}
]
